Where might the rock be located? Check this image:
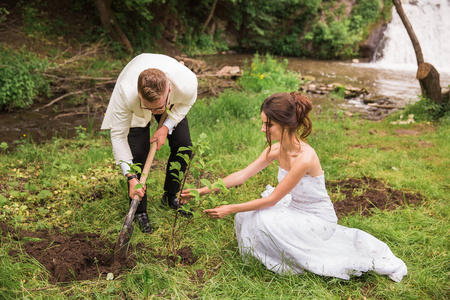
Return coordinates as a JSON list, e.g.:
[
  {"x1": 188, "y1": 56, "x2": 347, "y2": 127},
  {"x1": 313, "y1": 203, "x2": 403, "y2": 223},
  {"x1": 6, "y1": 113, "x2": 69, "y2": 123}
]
[
  {"x1": 363, "y1": 95, "x2": 389, "y2": 104},
  {"x1": 390, "y1": 114, "x2": 415, "y2": 125},
  {"x1": 359, "y1": 23, "x2": 388, "y2": 59},
  {"x1": 175, "y1": 56, "x2": 207, "y2": 73},
  {"x1": 301, "y1": 75, "x2": 316, "y2": 82},
  {"x1": 216, "y1": 66, "x2": 241, "y2": 76}
]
